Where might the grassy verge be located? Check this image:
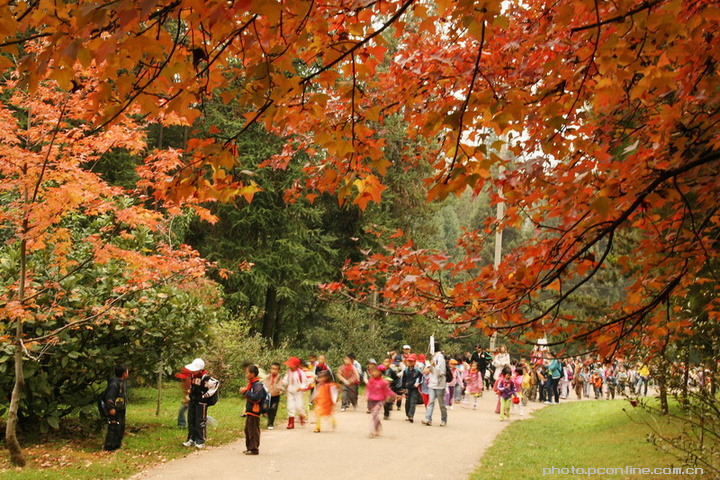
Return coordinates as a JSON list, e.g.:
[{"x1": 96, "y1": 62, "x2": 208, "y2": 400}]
[
  {"x1": 472, "y1": 399, "x2": 686, "y2": 480},
  {"x1": 0, "y1": 386, "x2": 285, "y2": 480}
]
